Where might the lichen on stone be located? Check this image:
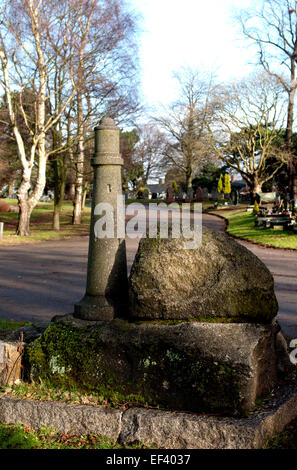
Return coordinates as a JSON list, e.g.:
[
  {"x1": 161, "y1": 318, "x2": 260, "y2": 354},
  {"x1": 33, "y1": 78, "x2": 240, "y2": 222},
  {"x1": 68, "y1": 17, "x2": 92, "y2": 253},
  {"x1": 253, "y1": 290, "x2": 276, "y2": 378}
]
[{"x1": 25, "y1": 320, "x2": 251, "y2": 415}]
